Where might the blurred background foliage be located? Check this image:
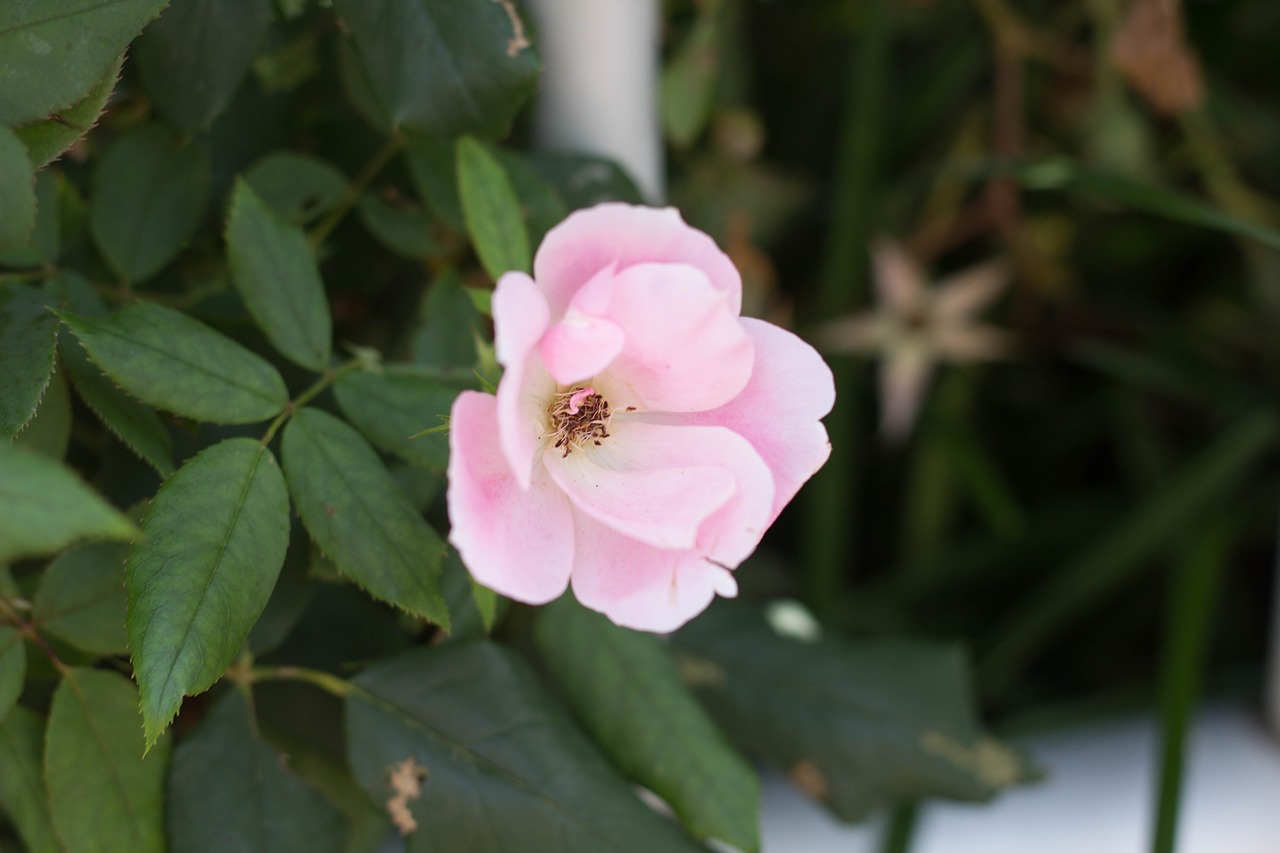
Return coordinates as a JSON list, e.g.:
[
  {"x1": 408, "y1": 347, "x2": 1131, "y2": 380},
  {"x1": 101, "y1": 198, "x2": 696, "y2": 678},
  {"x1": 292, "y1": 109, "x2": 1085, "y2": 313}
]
[
  {"x1": 663, "y1": 0, "x2": 1280, "y2": 722},
  {"x1": 663, "y1": 1, "x2": 1280, "y2": 844}
]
